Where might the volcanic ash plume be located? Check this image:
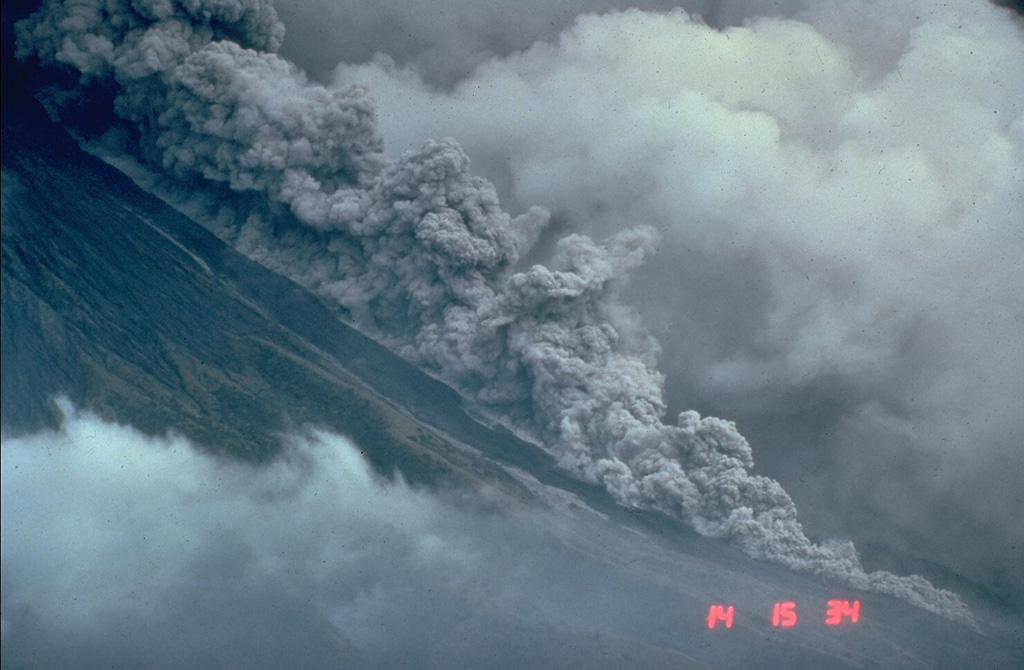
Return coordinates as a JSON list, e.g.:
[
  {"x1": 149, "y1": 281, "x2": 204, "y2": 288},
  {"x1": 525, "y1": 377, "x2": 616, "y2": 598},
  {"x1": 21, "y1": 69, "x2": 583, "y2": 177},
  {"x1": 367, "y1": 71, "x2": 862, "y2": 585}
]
[{"x1": 16, "y1": 0, "x2": 974, "y2": 624}]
